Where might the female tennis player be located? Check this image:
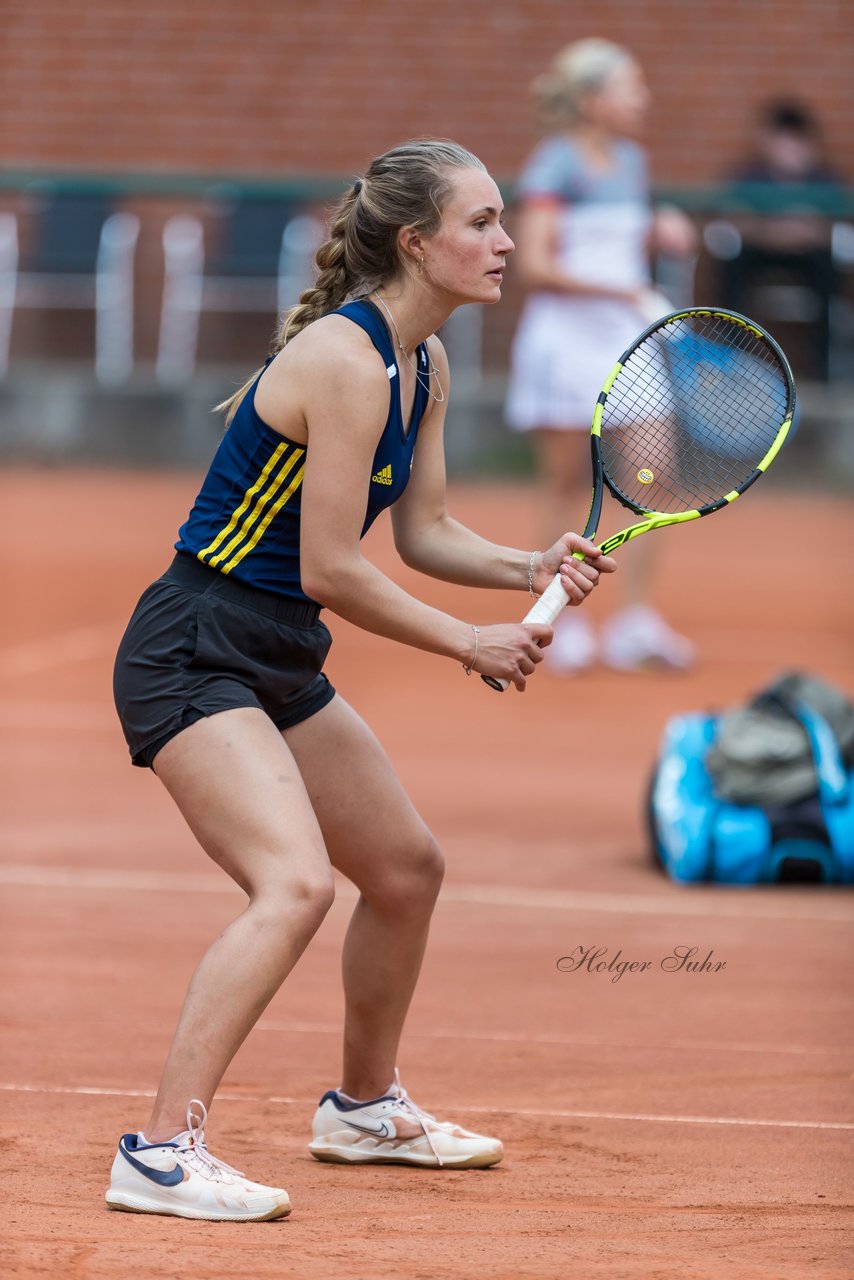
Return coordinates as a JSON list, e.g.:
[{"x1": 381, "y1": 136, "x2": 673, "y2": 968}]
[
  {"x1": 505, "y1": 39, "x2": 696, "y2": 673},
  {"x1": 107, "y1": 139, "x2": 616, "y2": 1221}
]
